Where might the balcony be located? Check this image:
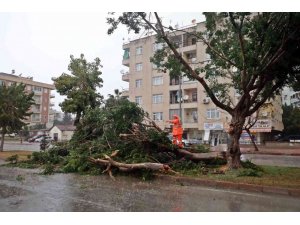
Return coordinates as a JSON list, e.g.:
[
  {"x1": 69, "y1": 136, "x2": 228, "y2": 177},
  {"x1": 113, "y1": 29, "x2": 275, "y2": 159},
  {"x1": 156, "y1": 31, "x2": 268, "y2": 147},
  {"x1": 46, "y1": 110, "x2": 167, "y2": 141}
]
[
  {"x1": 122, "y1": 48, "x2": 130, "y2": 67},
  {"x1": 50, "y1": 101, "x2": 55, "y2": 107},
  {"x1": 122, "y1": 72, "x2": 130, "y2": 82},
  {"x1": 33, "y1": 91, "x2": 42, "y2": 95},
  {"x1": 121, "y1": 89, "x2": 129, "y2": 97},
  {"x1": 183, "y1": 121, "x2": 199, "y2": 129},
  {"x1": 34, "y1": 99, "x2": 41, "y2": 105},
  {"x1": 50, "y1": 93, "x2": 55, "y2": 98},
  {"x1": 31, "y1": 108, "x2": 41, "y2": 113}
]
